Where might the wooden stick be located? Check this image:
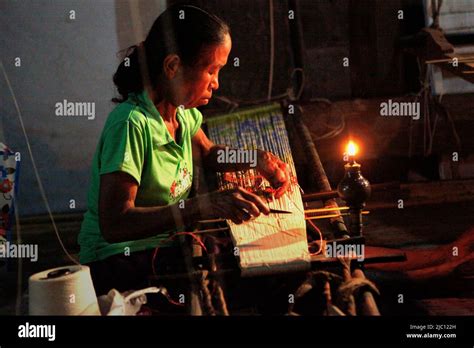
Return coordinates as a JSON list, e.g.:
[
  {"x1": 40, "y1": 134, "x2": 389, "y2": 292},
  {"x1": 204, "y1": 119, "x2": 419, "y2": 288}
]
[
  {"x1": 302, "y1": 181, "x2": 400, "y2": 202},
  {"x1": 198, "y1": 206, "x2": 352, "y2": 223},
  {"x1": 305, "y1": 206, "x2": 350, "y2": 214},
  {"x1": 352, "y1": 268, "x2": 380, "y2": 316},
  {"x1": 148, "y1": 253, "x2": 407, "y2": 282},
  {"x1": 181, "y1": 234, "x2": 203, "y2": 315},
  {"x1": 197, "y1": 211, "x2": 370, "y2": 232},
  {"x1": 305, "y1": 211, "x2": 369, "y2": 220},
  {"x1": 198, "y1": 218, "x2": 226, "y2": 224},
  {"x1": 193, "y1": 227, "x2": 230, "y2": 235}
]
